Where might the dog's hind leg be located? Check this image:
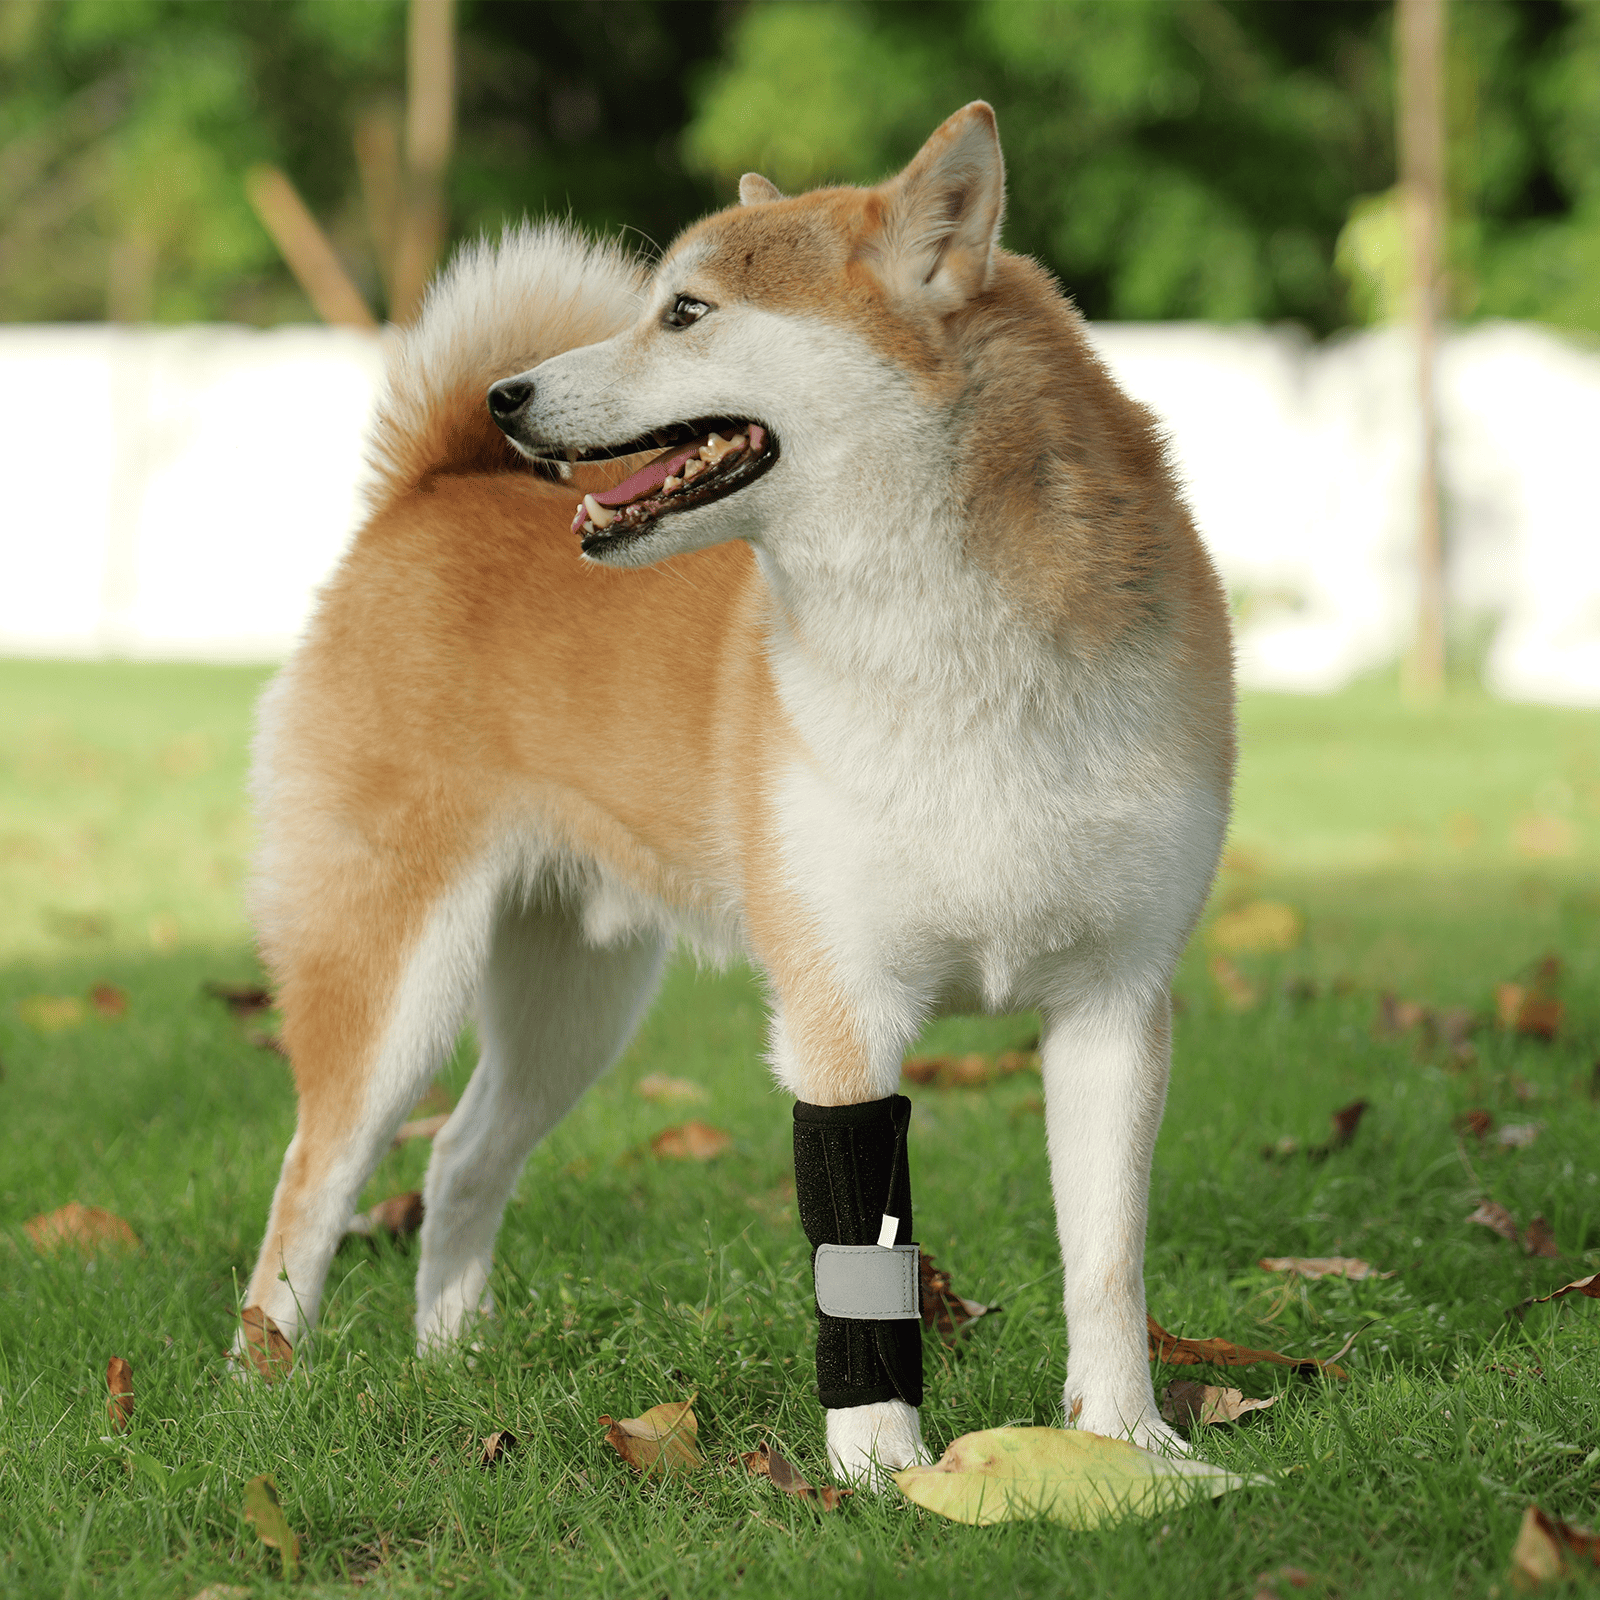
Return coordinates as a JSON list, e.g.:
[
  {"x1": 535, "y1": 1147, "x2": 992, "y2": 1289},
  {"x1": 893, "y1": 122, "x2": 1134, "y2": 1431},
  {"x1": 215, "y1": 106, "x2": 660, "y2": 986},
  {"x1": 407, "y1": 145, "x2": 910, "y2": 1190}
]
[
  {"x1": 414, "y1": 893, "x2": 667, "y2": 1353},
  {"x1": 239, "y1": 860, "x2": 499, "y2": 1355},
  {"x1": 1040, "y1": 976, "x2": 1186, "y2": 1454}
]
